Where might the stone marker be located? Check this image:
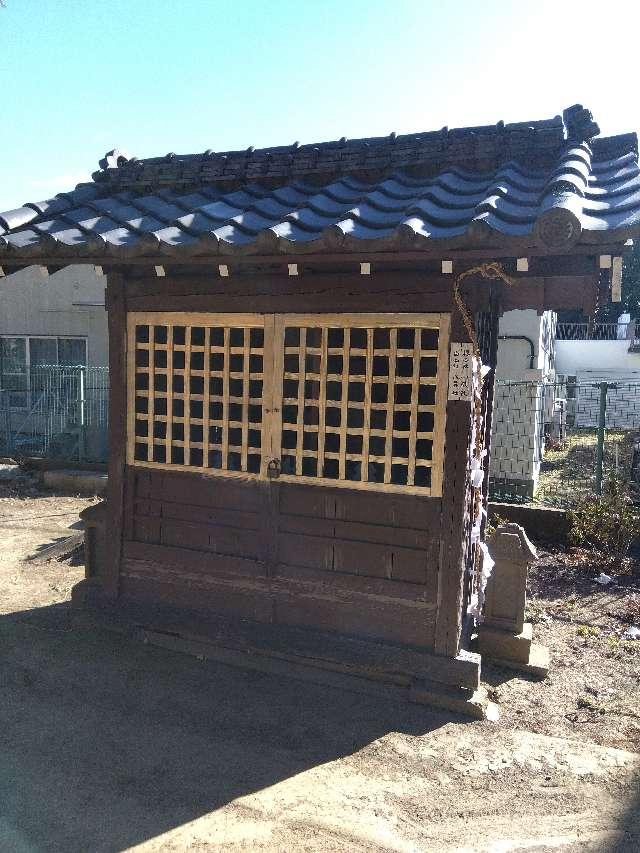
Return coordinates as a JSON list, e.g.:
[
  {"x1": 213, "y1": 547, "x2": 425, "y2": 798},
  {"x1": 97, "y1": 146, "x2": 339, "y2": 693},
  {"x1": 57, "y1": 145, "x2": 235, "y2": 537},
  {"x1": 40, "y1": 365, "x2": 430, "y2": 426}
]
[{"x1": 478, "y1": 523, "x2": 550, "y2": 677}]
